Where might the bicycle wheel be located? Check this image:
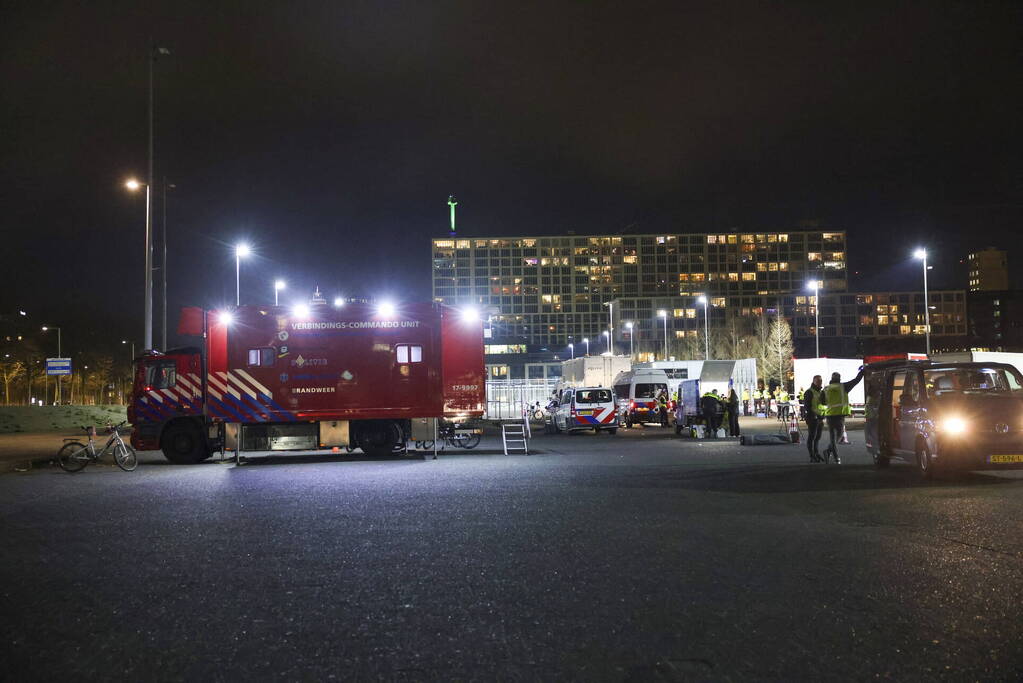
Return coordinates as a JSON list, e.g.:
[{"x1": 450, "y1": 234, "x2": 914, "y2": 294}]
[
  {"x1": 57, "y1": 441, "x2": 89, "y2": 473},
  {"x1": 453, "y1": 433, "x2": 481, "y2": 449},
  {"x1": 113, "y1": 442, "x2": 138, "y2": 471}
]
